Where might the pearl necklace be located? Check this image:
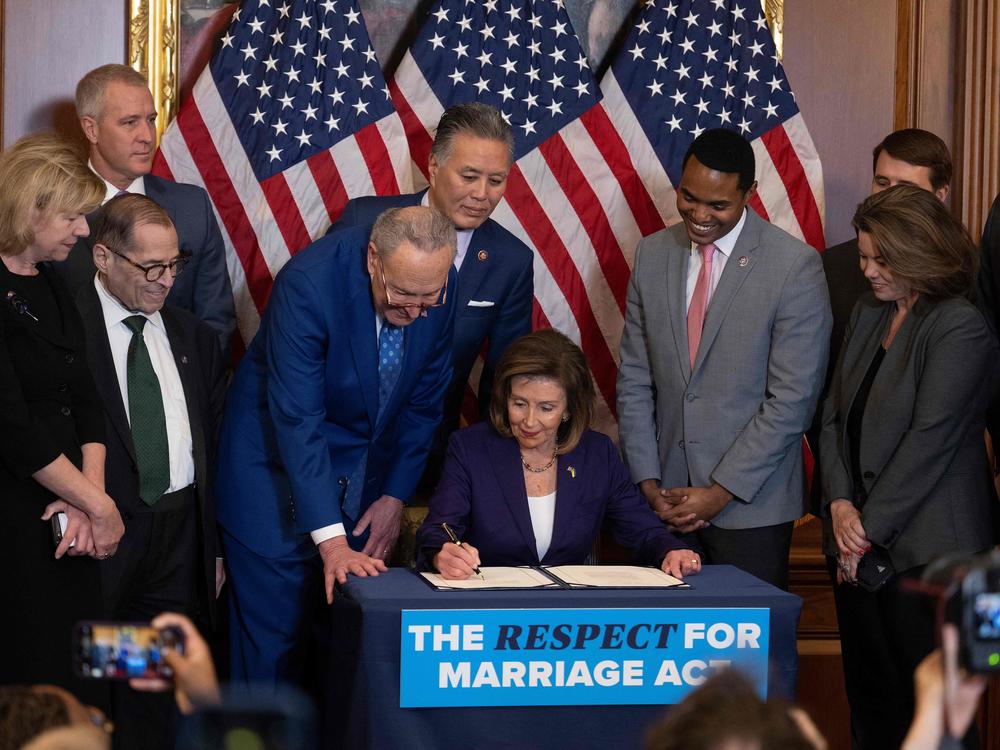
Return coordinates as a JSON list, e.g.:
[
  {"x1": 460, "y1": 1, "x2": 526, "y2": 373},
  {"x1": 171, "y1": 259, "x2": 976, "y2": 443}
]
[{"x1": 521, "y1": 452, "x2": 557, "y2": 473}]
